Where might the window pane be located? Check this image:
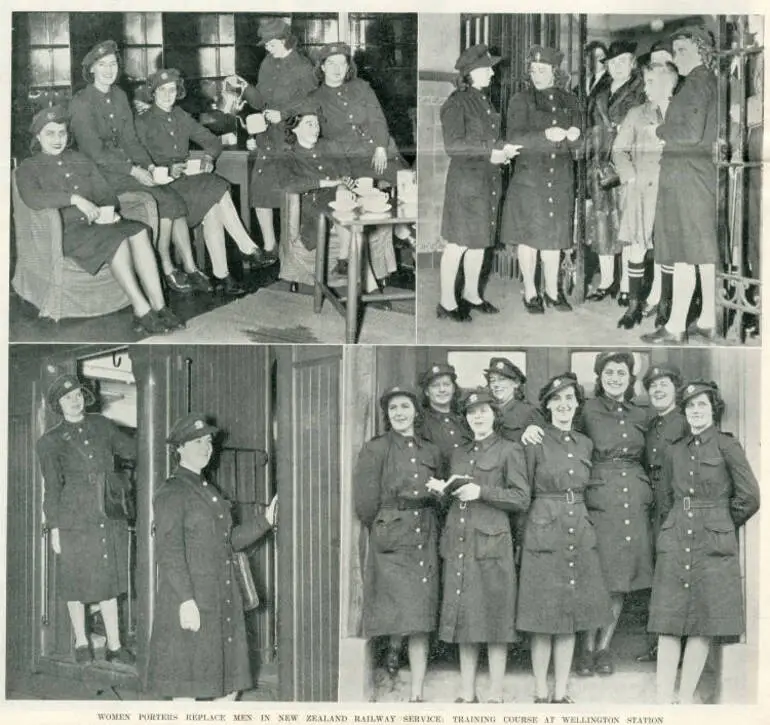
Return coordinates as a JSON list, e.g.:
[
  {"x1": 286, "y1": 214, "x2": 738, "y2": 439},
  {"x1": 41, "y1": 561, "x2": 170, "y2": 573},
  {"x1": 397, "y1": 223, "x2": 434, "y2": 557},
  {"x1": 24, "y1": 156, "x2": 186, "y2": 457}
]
[
  {"x1": 295, "y1": 16, "x2": 339, "y2": 46},
  {"x1": 198, "y1": 46, "x2": 219, "y2": 77},
  {"x1": 145, "y1": 12, "x2": 163, "y2": 45},
  {"x1": 30, "y1": 48, "x2": 54, "y2": 85},
  {"x1": 123, "y1": 47, "x2": 147, "y2": 79},
  {"x1": 123, "y1": 13, "x2": 147, "y2": 45},
  {"x1": 49, "y1": 12, "x2": 70, "y2": 44},
  {"x1": 53, "y1": 47, "x2": 71, "y2": 84},
  {"x1": 219, "y1": 14, "x2": 235, "y2": 44},
  {"x1": 219, "y1": 46, "x2": 235, "y2": 76},
  {"x1": 199, "y1": 14, "x2": 220, "y2": 44}
]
